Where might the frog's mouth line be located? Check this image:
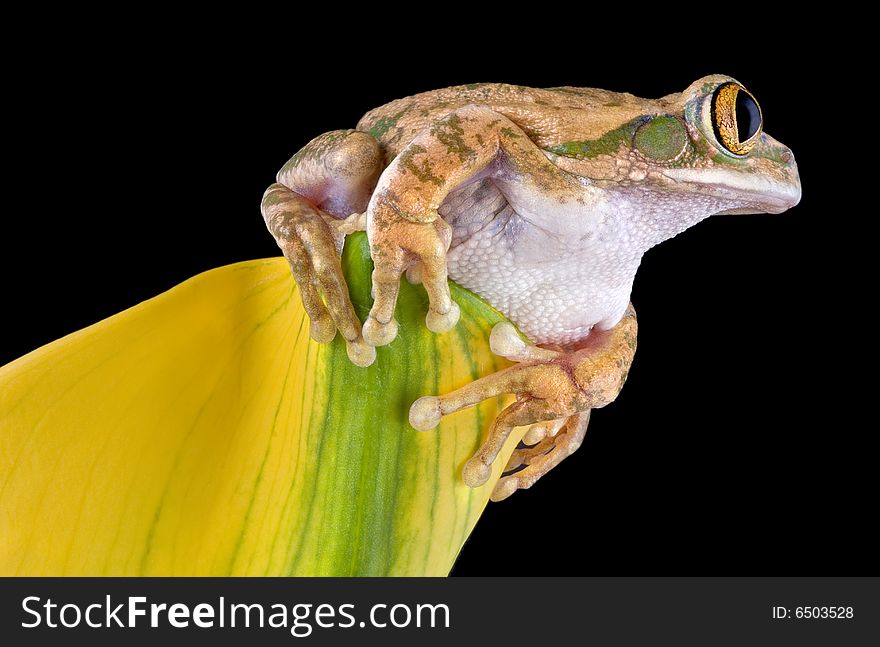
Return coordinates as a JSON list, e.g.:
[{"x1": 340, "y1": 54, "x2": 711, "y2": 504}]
[{"x1": 661, "y1": 167, "x2": 802, "y2": 215}]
